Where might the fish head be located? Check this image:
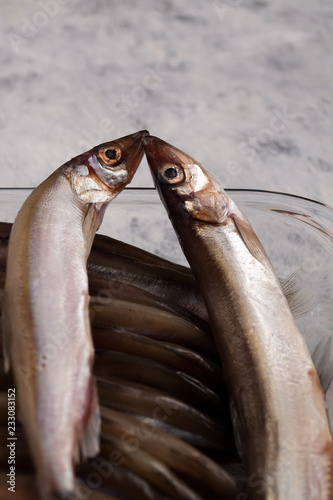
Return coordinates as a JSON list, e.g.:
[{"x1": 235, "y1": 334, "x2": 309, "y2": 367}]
[
  {"x1": 144, "y1": 136, "x2": 230, "y2": 225},
  {"x1": 145, "y1": 136, "x2": 273, "y2": 268},
  {"x1": 68, "y1": 130, "x2": 149, "y2": 203}
]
